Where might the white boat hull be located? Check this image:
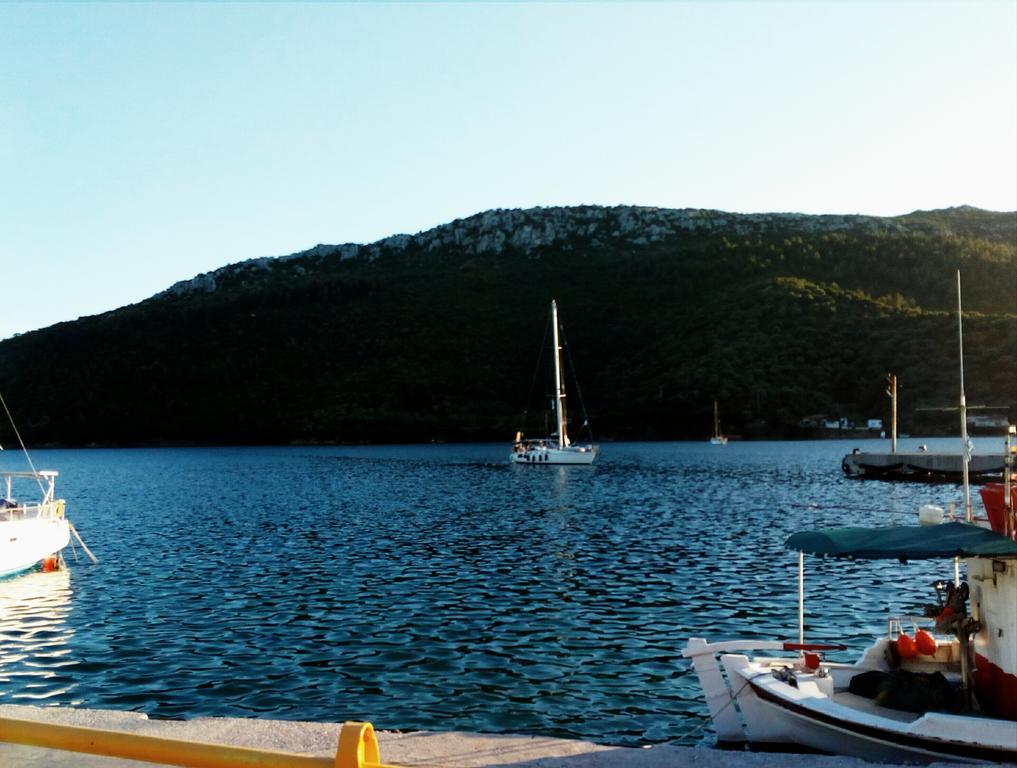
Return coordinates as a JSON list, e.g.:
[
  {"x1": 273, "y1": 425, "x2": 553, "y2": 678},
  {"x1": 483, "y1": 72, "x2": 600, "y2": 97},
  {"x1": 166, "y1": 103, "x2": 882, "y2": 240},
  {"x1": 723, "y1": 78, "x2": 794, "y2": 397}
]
[
  {"x1": 0, "y1": 515, "x2": 70, "y2": 578},
  {"x1": 684, "y1": 639, "x2": 1017, "y2": 764},
  {"x1": 709, "y1": 436, "x2": 728, "y2": 445},
  {"x1": 510, "y1": 445, "x2": 598, "y2": 465},
  {"x1": 739, "y1": 663, "x2": 1017, "y2": 763}
]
